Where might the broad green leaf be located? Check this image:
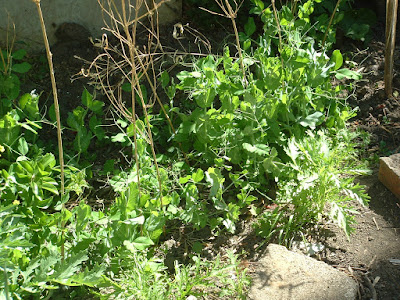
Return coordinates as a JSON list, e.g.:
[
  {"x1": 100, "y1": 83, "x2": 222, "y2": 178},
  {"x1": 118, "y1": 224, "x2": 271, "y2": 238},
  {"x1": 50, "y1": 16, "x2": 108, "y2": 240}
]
[
  {"x1": 39, "y1": 153, "x2": 56, "y2": 169},
  {"x1": 131, "y1": 237, "x2": 154, "y2": 250},
  {"x1": 61, "y1": 209, "x2": 73, "y2": 223},
  {"x1": 192, "y1": 168, "x2": 204, "y2": 183},
  {"x1": 18, "y1": 137, "x2": 28, "y2": 155},
  {"x1": 2, "y1": 73, "x2": 20, "y2": 100},
  {"x1": 90, "y1": 100, "x2": 105, "y2": 114},
  {"x1": 161, "y1": 71, "x2": 170, "y2": 89},
  {"x1": 111, "y1": 133, "x2": 127, "y2": 143},
  {"x1": 205, "y1": 168, "x2": 224, "y2": 198},
  {"x1": 299, "y1": 111, "x2": 324, "y2": 129},
  {"x1": 12, "y1": 49, "x2": 27, "y2": 60},
  {"x1": 67, "y1": 106, "x2": 87, "y2": 130},
  {"x1": 73, "y1": 128, "x2": 92, "y2": 153},
  {"x1": 121, "y1": 215, "x2": 145, "y2": 225},
  {"x1": 285, "y1": 138, "x2": 299, "y2": 162},
  {"x1": 68, "y1": 264, "x2": 106, "y2": 287},
  {"x1": 244, "y1": 17, "x2": 256, "y2": 37},
  {"x1": 330, "y1": 50, "x2": 343, "y2": 71},
  {"x1": 89, "y1": 115, "x2": 105, "y2": 140},
  {"x1": 81, "y1": 88, "x2": 93, "y2": 107},
  {"x1": 242, "y1": 143, "x2": 269, "y2": 156},
  {"x1": 121, "y1": 82, "x2": 132, "y2": 92},
  {"x1": 41, "y1": 178, "x2": 59, "y2": 195},
  {"x1": 179, "y1": 175, "x2": 191, "y2": 184},
  {"x1": 334, "y1": 68, "x2": 362, "y2": 80},
  {"x1": 11, "y1": 62, "x2": 31, "y2": 73},
  {"x1": 75, "y1": 203, "x2": 91, "y2": 232},
  {"x1": 194, "y1": 88, "x2": 215, "y2": 108},
  {"x1": 19, "y1": 92, "x2": 40, "y2": 120}
]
